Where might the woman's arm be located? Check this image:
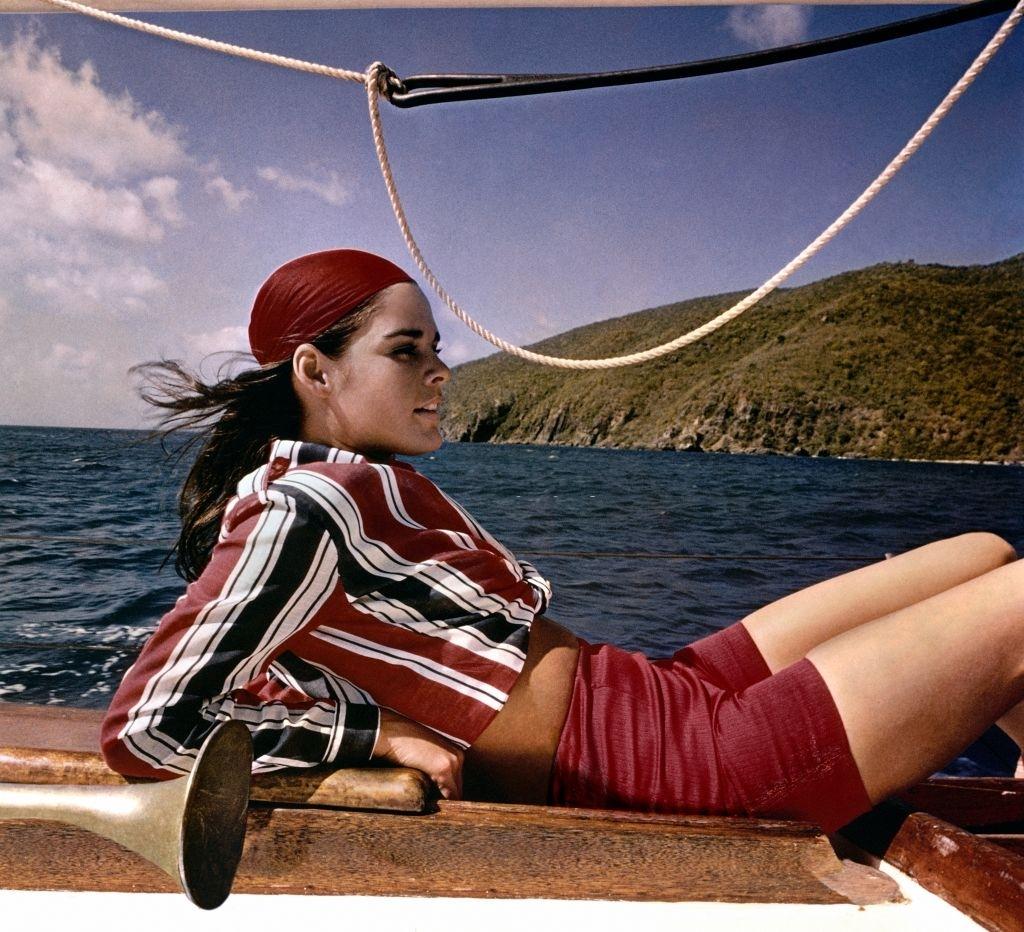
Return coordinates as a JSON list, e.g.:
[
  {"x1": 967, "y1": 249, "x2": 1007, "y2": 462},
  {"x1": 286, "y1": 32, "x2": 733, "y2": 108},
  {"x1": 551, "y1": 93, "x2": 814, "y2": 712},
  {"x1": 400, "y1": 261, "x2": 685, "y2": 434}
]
[{"x1": 374, "y1": 709, "x2": 464, "y2": 799}]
